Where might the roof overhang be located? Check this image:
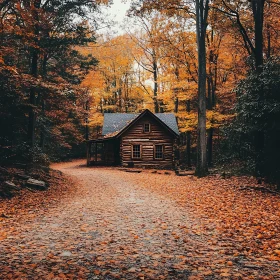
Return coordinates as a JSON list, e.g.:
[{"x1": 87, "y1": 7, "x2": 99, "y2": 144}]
[
  {"x1": 114, "y1": 109, "x2": 179, "y2": 138},
  {"x1": 88, "y1": 109, "x2": 179, "y2": 142}
]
